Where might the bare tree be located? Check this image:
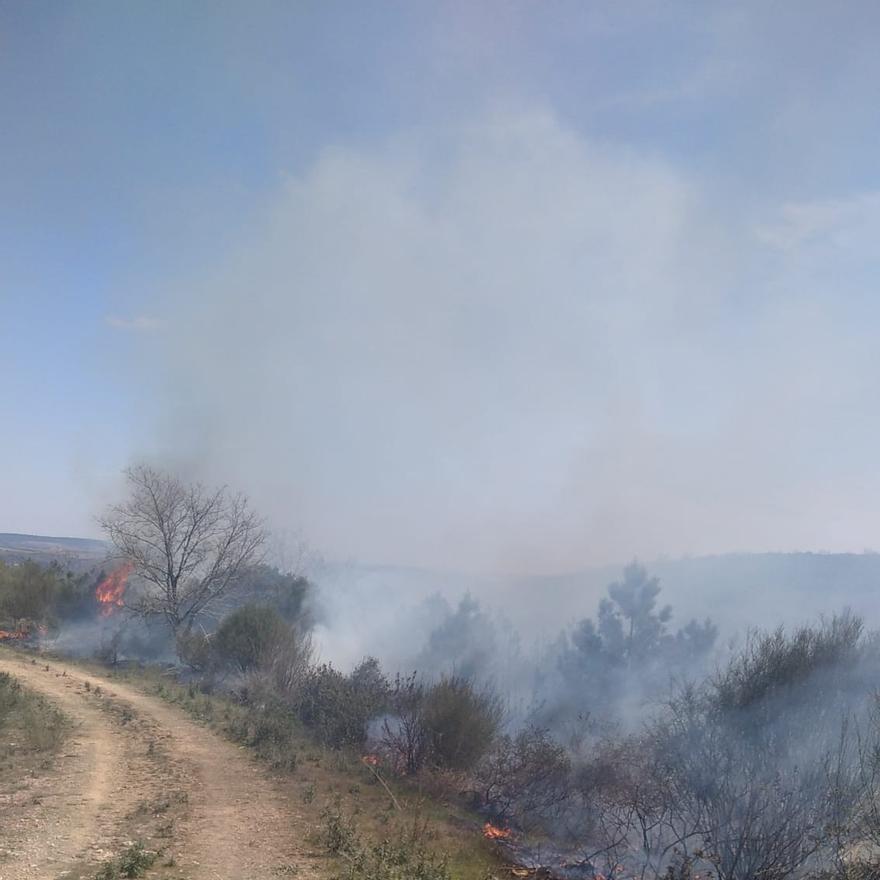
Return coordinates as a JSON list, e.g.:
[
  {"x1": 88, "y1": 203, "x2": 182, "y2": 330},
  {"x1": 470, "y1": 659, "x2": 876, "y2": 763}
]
[
  {"x1": 100, "y1": 464, "x2": 266, "y2": 636},
  {"x1": 381, "y1": 673, "x2": 430, "y2": 775}
]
